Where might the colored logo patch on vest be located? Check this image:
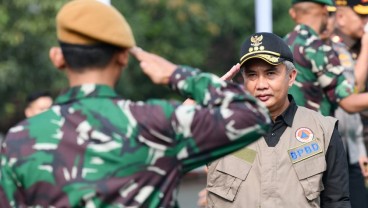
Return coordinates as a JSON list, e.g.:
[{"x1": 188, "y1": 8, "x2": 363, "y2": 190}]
[
  {"x1": 288, "y1": 140, "x2": 323, "y2": 163},
  {"x1": 295, "y1": 127, "x2": 314, "y2": 143}
]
